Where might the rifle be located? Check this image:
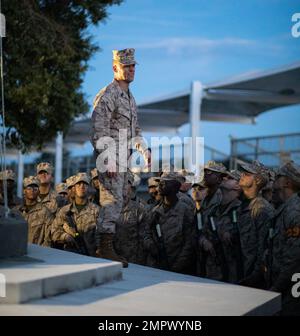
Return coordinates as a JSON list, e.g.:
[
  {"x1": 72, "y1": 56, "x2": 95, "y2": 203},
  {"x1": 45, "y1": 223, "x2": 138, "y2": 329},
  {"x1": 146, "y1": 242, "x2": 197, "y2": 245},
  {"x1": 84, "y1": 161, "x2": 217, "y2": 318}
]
[
  {"x1": 231, "y1": 209, "x2": 244, "y2": 281},
  {"x1": 265, "y1": 222, "x2": 274, "y2": 288},
  {"x1": 209, "y1": 216, "x2": 229, "y2": 282},
  {"x1": 196, "y1": 211, "x2": 207, "y2": 277},
  {"x1": 153, "y1": 212, "x2": 170, "y2": 271},
  {"x1": 63, "y1": 210, "x2": 89, "y2": 256}
]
